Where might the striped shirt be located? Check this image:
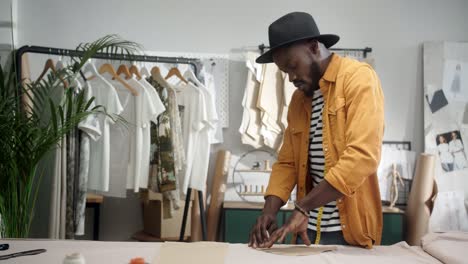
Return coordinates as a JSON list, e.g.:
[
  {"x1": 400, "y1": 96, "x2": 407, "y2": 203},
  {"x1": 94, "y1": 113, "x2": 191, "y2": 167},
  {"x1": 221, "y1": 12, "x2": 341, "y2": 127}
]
[{"x1": 308, "y1": 89, "x2": 341, "y2": 232}]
